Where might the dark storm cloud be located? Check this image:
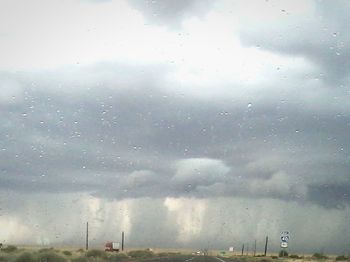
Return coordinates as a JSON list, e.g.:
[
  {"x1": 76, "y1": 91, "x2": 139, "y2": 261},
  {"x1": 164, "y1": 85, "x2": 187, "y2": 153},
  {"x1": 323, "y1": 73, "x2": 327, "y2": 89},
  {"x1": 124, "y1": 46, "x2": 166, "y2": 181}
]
[
  {"x1": 1, "y1": 62, "x2": 349, "y2": 208},
  {"x1": 127, "y1": 0, "x2": 213, "y2": 28},
  {"x1": 239, "y1": 0, "x2": 350, "y2": 84},
  {"x1": 308, "y1": 183, "x2": 350, "y2": 209}
]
